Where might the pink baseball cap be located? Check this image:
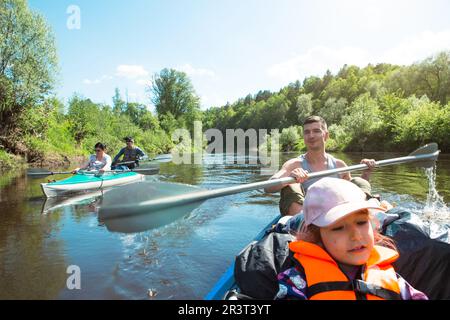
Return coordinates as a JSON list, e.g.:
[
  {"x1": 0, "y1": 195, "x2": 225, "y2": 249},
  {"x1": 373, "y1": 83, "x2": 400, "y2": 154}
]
[{"x1": 303, "y1": 177, "x2": 386, "y2": 227}]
